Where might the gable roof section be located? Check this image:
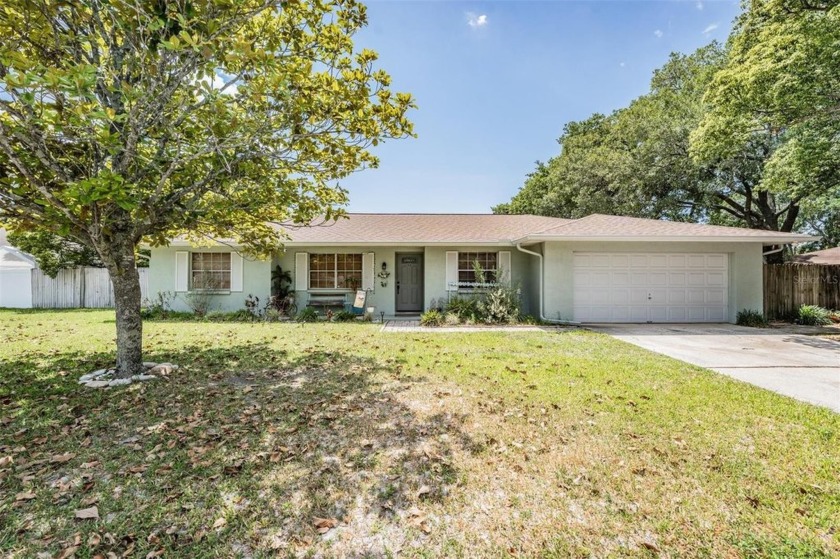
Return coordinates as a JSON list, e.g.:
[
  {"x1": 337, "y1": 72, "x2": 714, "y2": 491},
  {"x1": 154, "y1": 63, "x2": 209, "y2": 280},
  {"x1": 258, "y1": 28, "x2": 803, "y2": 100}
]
[
  {"x1": 0, "y1": 245, "x2": 37, "y2": 269},
  {"x1": 282, "y1": 214, "x2": 573, "y2": 245},
  {"x1": 793, "y1": 247, "x2": 840, "y2": 265},
  {"x1": 517, "y1": 214, "x2": 814, "y2": 245}
]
